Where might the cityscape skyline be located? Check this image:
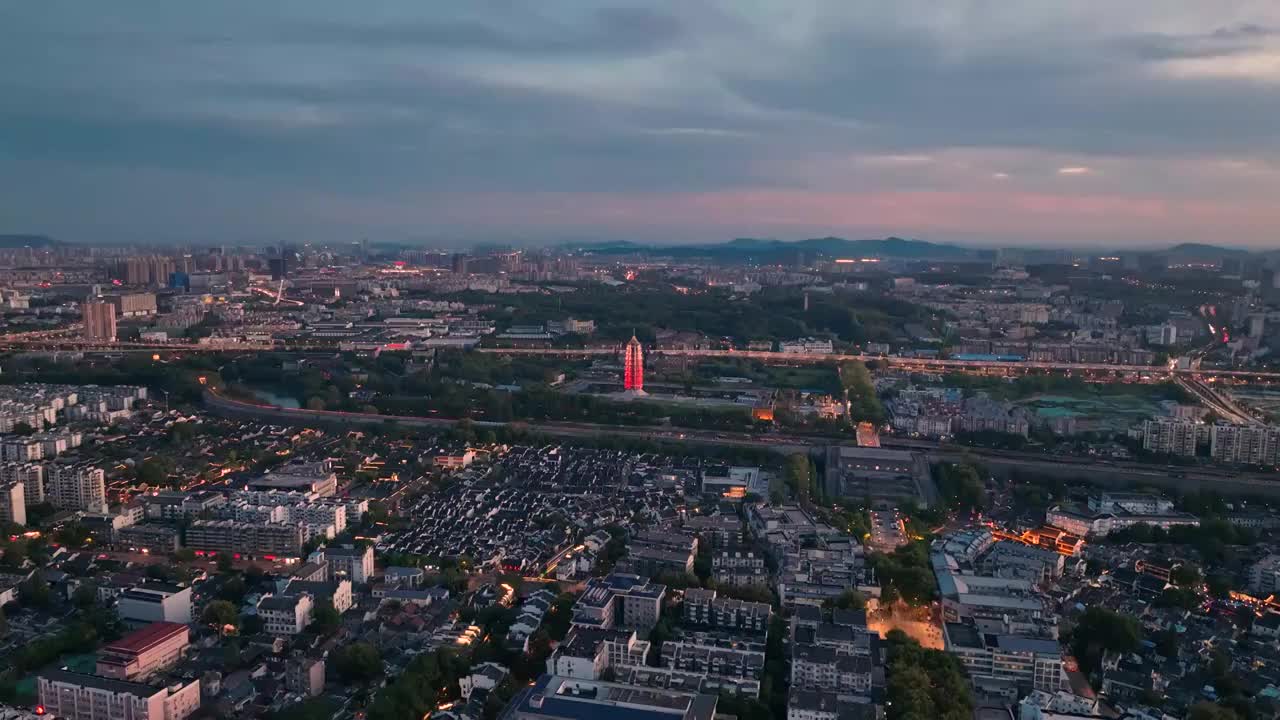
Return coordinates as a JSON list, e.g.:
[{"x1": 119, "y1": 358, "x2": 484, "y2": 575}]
[
  {"x1": 3, "y1": 2, "x2": 1280, "y2": 249},
  {"x1": 0, "y1": 191, "x2": 1278, "y2": 720}
]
